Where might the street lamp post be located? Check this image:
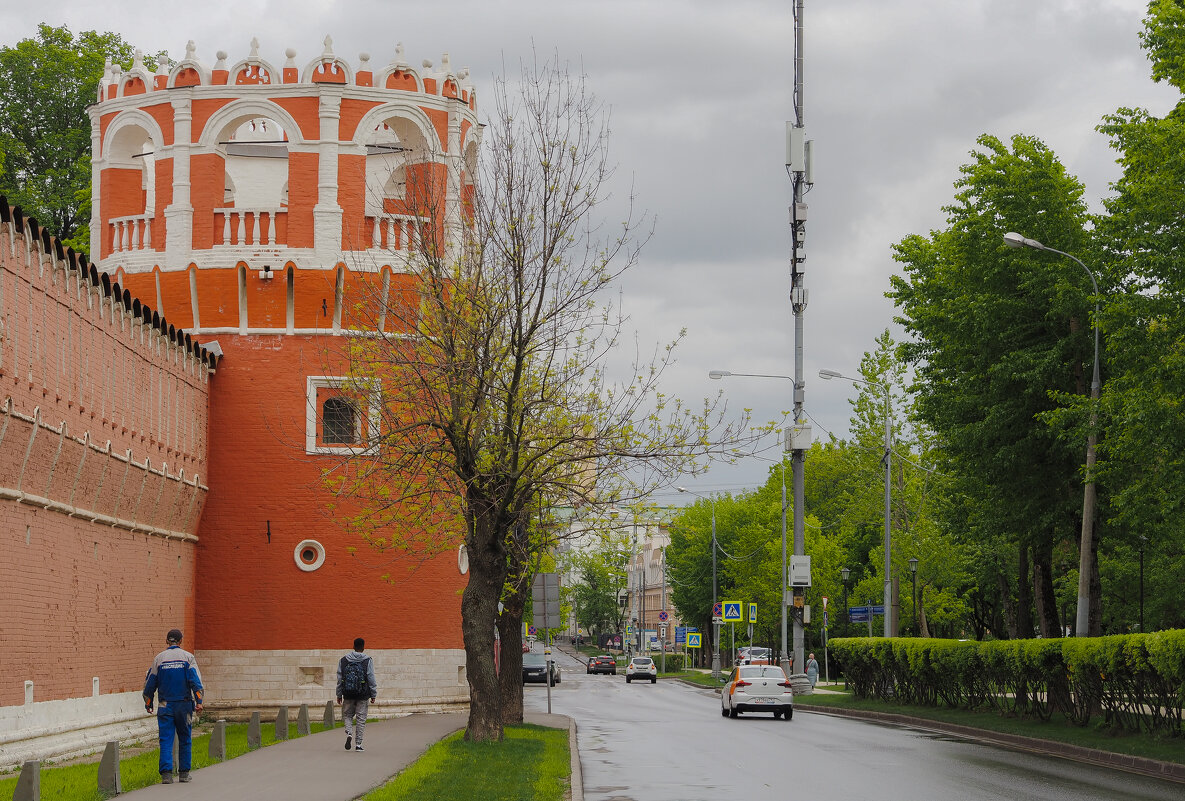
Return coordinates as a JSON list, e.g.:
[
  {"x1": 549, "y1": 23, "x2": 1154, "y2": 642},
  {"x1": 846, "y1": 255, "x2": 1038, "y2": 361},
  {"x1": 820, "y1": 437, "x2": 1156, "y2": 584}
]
[
  {"x1": 840, "y1": 567, "x2": 850, "y2": 624},
  {"x1": 908, "y1": 557, "x2": 919, "y2": 636},
  {"x1": 820, "y1": 368, "x2": 893, "y2": 637},
  {"x1": 678, "y1": 486, "x2": 720, "y2": 680},
  {"x1": 710, "y1": 369, "x2": 801, "y2": 674},
  {"x1": 1004, "y1": 232, "x2": 1101, "y2": 638}
]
